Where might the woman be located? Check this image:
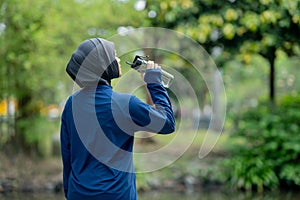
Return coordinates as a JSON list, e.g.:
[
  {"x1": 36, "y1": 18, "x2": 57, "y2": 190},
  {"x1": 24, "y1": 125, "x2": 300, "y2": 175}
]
[{"x1": 60, "y1": 38, "x2": 175, "y2": 200}]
